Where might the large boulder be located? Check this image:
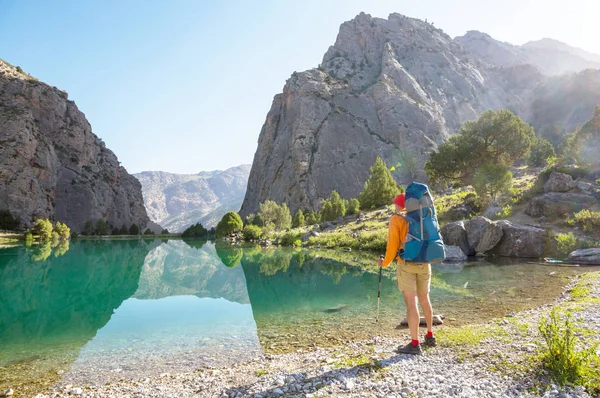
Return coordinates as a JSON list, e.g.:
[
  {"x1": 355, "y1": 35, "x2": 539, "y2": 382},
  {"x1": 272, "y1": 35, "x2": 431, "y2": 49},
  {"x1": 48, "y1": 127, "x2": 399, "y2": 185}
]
[
  {"x1": 568, "y1": 248, "x2": 600, "y2": 265},
  {"x1": 544, "y1": 172, "x2": 576, "y2": 193},
  {"x1": 444, "y1": 245, "x2": 468, "y2": 262},
  {"x1": 441, "y1": 221, "x2": 474, "y2": 256},
  {"x1": 492, "y1": 221, "x2": 545, "y2": 258},
  {"x1": 526, "y1": 193, "x2": 597, "y2": 217},
  {"x1": 464, "y1": 216, "x2": 504, "y2": 254}
]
